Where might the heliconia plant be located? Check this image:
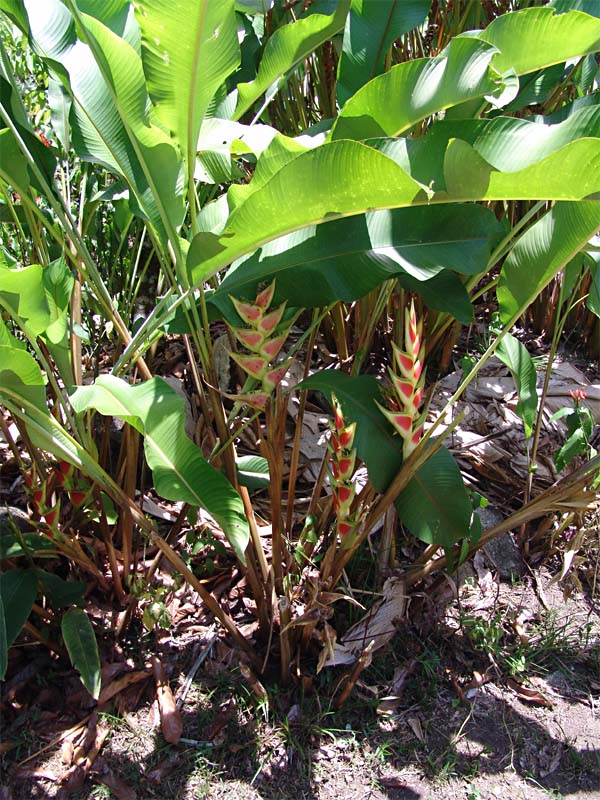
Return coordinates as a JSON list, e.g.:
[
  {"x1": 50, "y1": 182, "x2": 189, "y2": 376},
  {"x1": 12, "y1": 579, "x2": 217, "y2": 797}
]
[
  {"x1": 328, "y1": 394, "x2": 361, "y2": 545},
  {"x1": 0, "y1": 0, "x2": 599, "y2": 704},
  {"x1": 376, "y1": 300, "x2": 427, "y2": 459},
  {"x1": 227, "y1": 281, "x2": 295, "y2": 410}
]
